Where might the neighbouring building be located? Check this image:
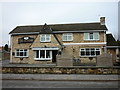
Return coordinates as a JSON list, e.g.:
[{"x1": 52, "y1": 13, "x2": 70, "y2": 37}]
[
  {"x1": 106, "y1": 34, "x2": 120, "y2": 65},
  {"x1": 9, "y1": 17, "x2": 110, "y2": 66},
  {"x1": 0, "y1": 46, "x2": 10, "y2": 60}
]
